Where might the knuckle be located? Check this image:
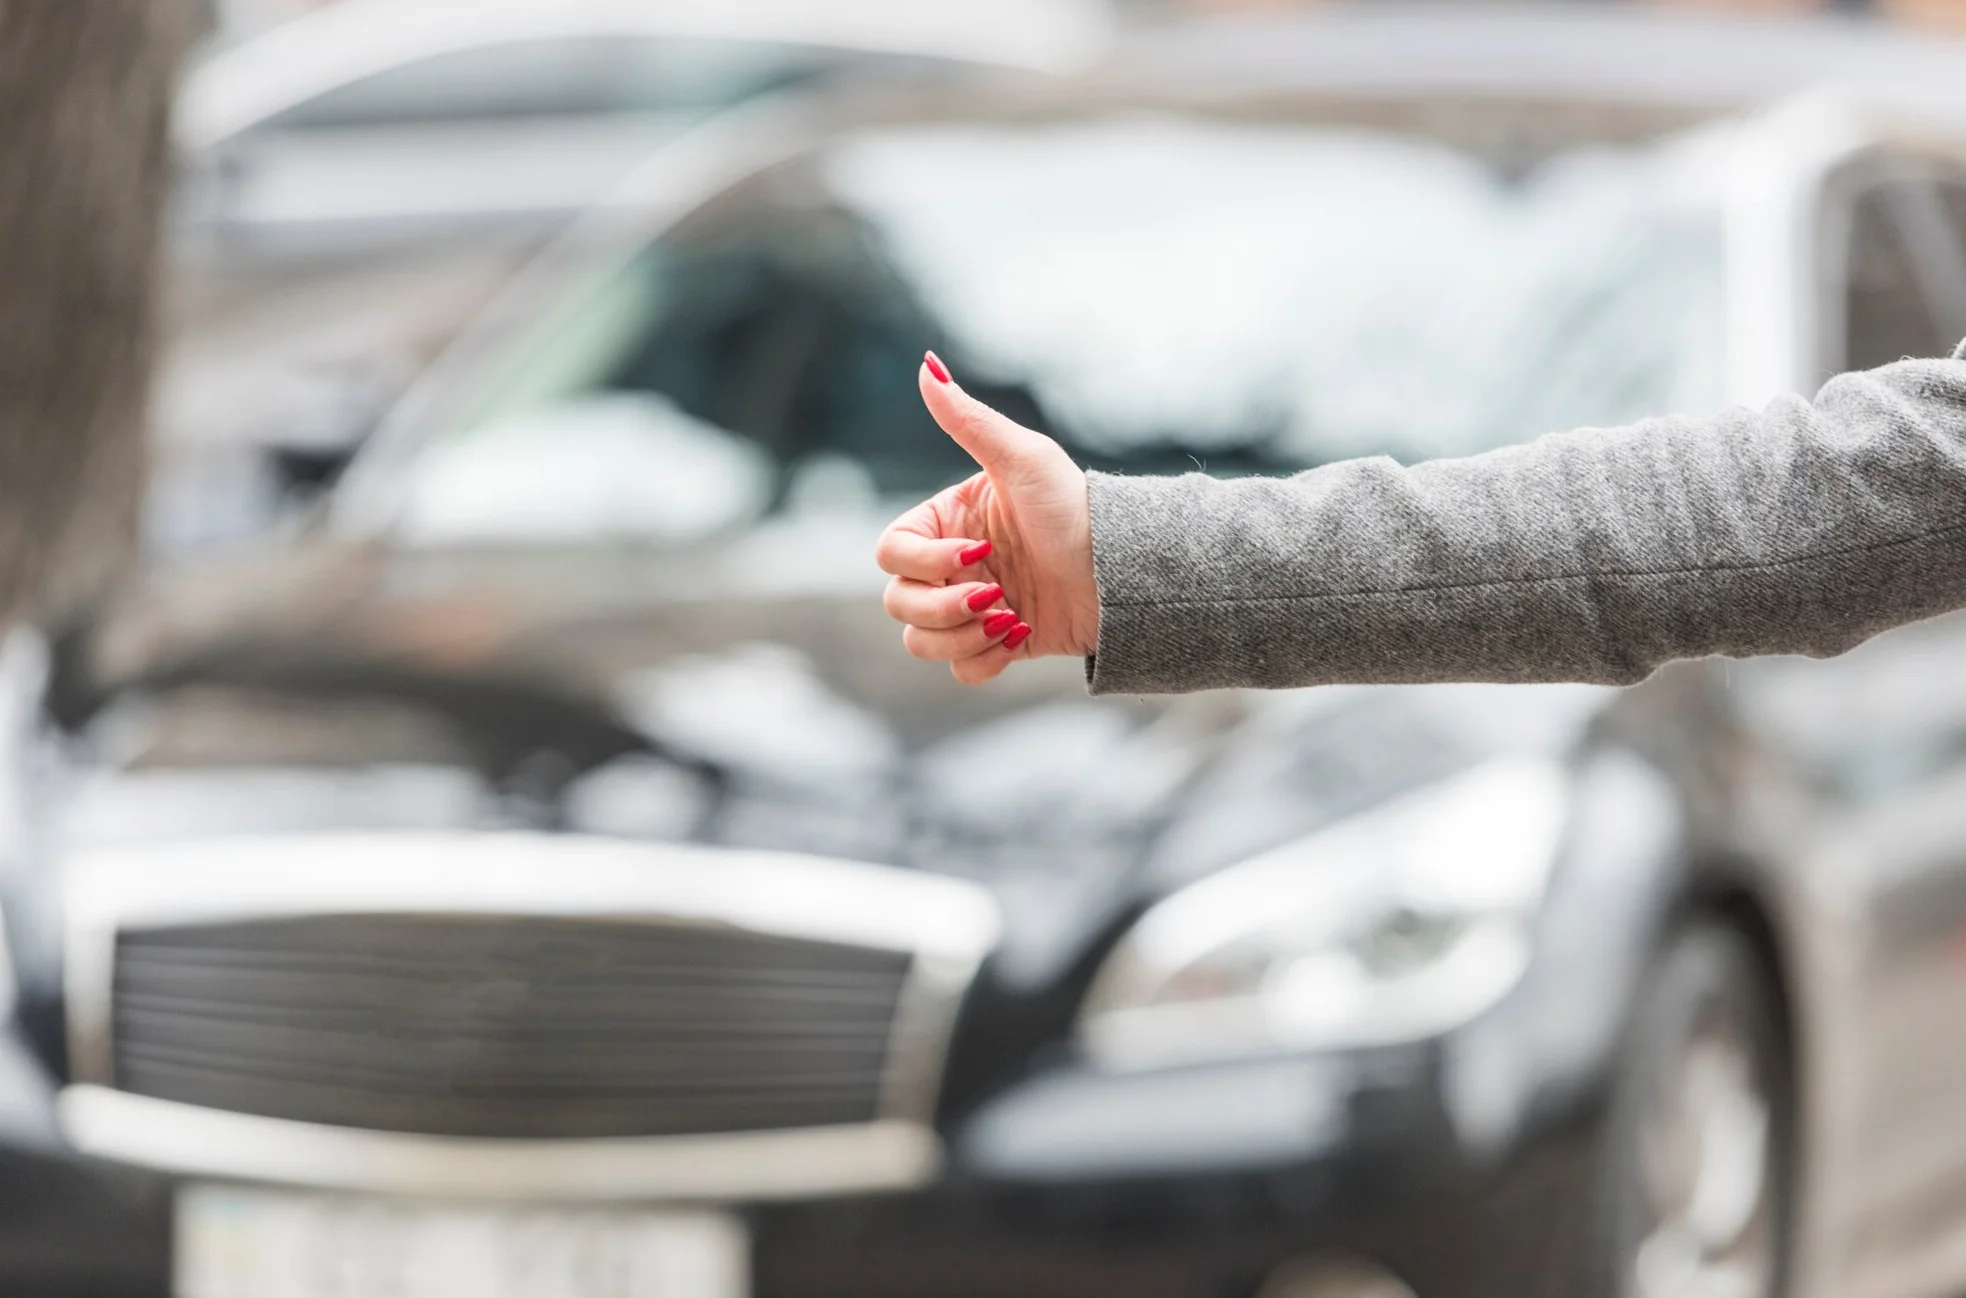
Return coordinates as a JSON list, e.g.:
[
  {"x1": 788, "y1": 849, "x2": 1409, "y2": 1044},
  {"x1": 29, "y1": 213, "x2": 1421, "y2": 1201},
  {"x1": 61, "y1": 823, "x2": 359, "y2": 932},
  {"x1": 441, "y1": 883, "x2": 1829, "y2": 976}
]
[
  {"x1": 956, "y1": 406, "x2": 994, "y2": 440},
  {"x1": 905, "y1": 626, "x2": 962, "y2": 661},
  {"x1": 952, "y1": 650, "x2": 1000, "y2": 685}
]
